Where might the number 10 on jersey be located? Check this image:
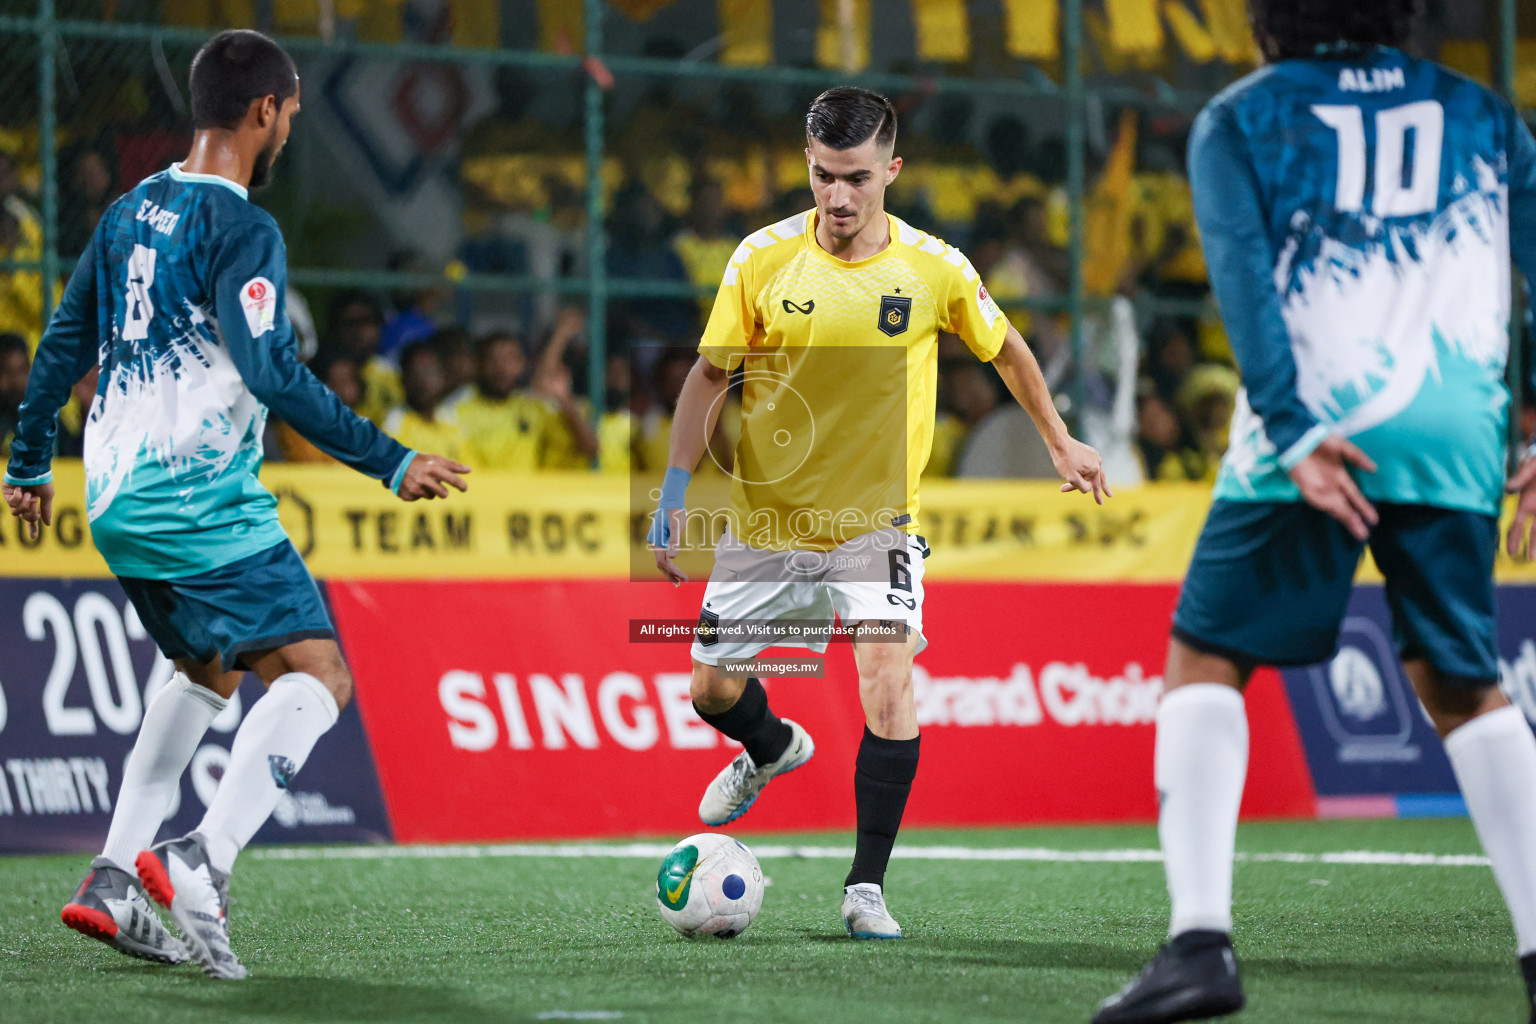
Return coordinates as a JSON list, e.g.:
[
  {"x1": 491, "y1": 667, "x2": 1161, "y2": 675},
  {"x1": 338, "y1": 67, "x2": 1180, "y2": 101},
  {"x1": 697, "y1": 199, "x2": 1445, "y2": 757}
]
[{"x1": 1313, "y1": 100, "x2": 1444, "y2": 217}]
